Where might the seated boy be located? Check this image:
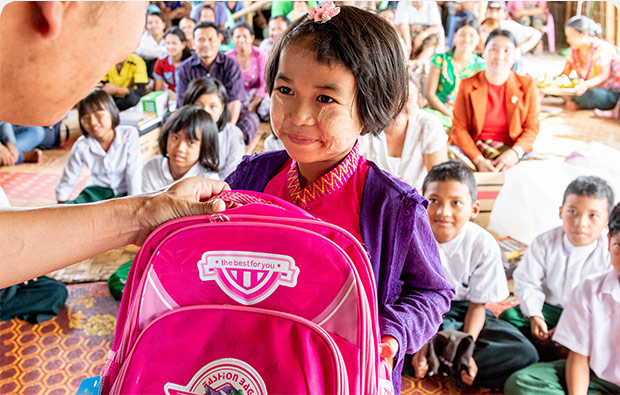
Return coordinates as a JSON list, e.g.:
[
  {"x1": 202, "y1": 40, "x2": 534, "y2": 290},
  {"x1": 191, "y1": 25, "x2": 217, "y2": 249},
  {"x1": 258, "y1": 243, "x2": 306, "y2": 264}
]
[
  {"x1": 500, "y1": 175, "x2": 613, "y2": 361},
  {"x1": 505, "y1": 202, "x2": 620, "y2": 394},
  {"x1": 412, "y1": 161, "x2": 538, "y2": 389}
]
